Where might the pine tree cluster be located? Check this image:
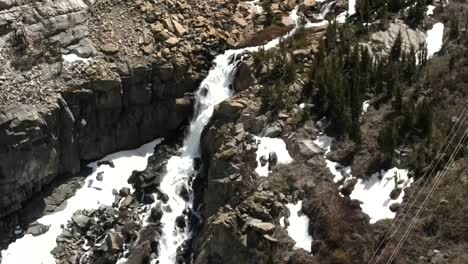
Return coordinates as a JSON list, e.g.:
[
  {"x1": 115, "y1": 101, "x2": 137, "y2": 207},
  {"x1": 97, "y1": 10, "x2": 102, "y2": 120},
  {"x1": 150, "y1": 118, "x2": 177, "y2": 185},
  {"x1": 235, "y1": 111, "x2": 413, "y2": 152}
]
[{"x1": 307, "y1": 22, "x2": 429, "y2": 144}]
